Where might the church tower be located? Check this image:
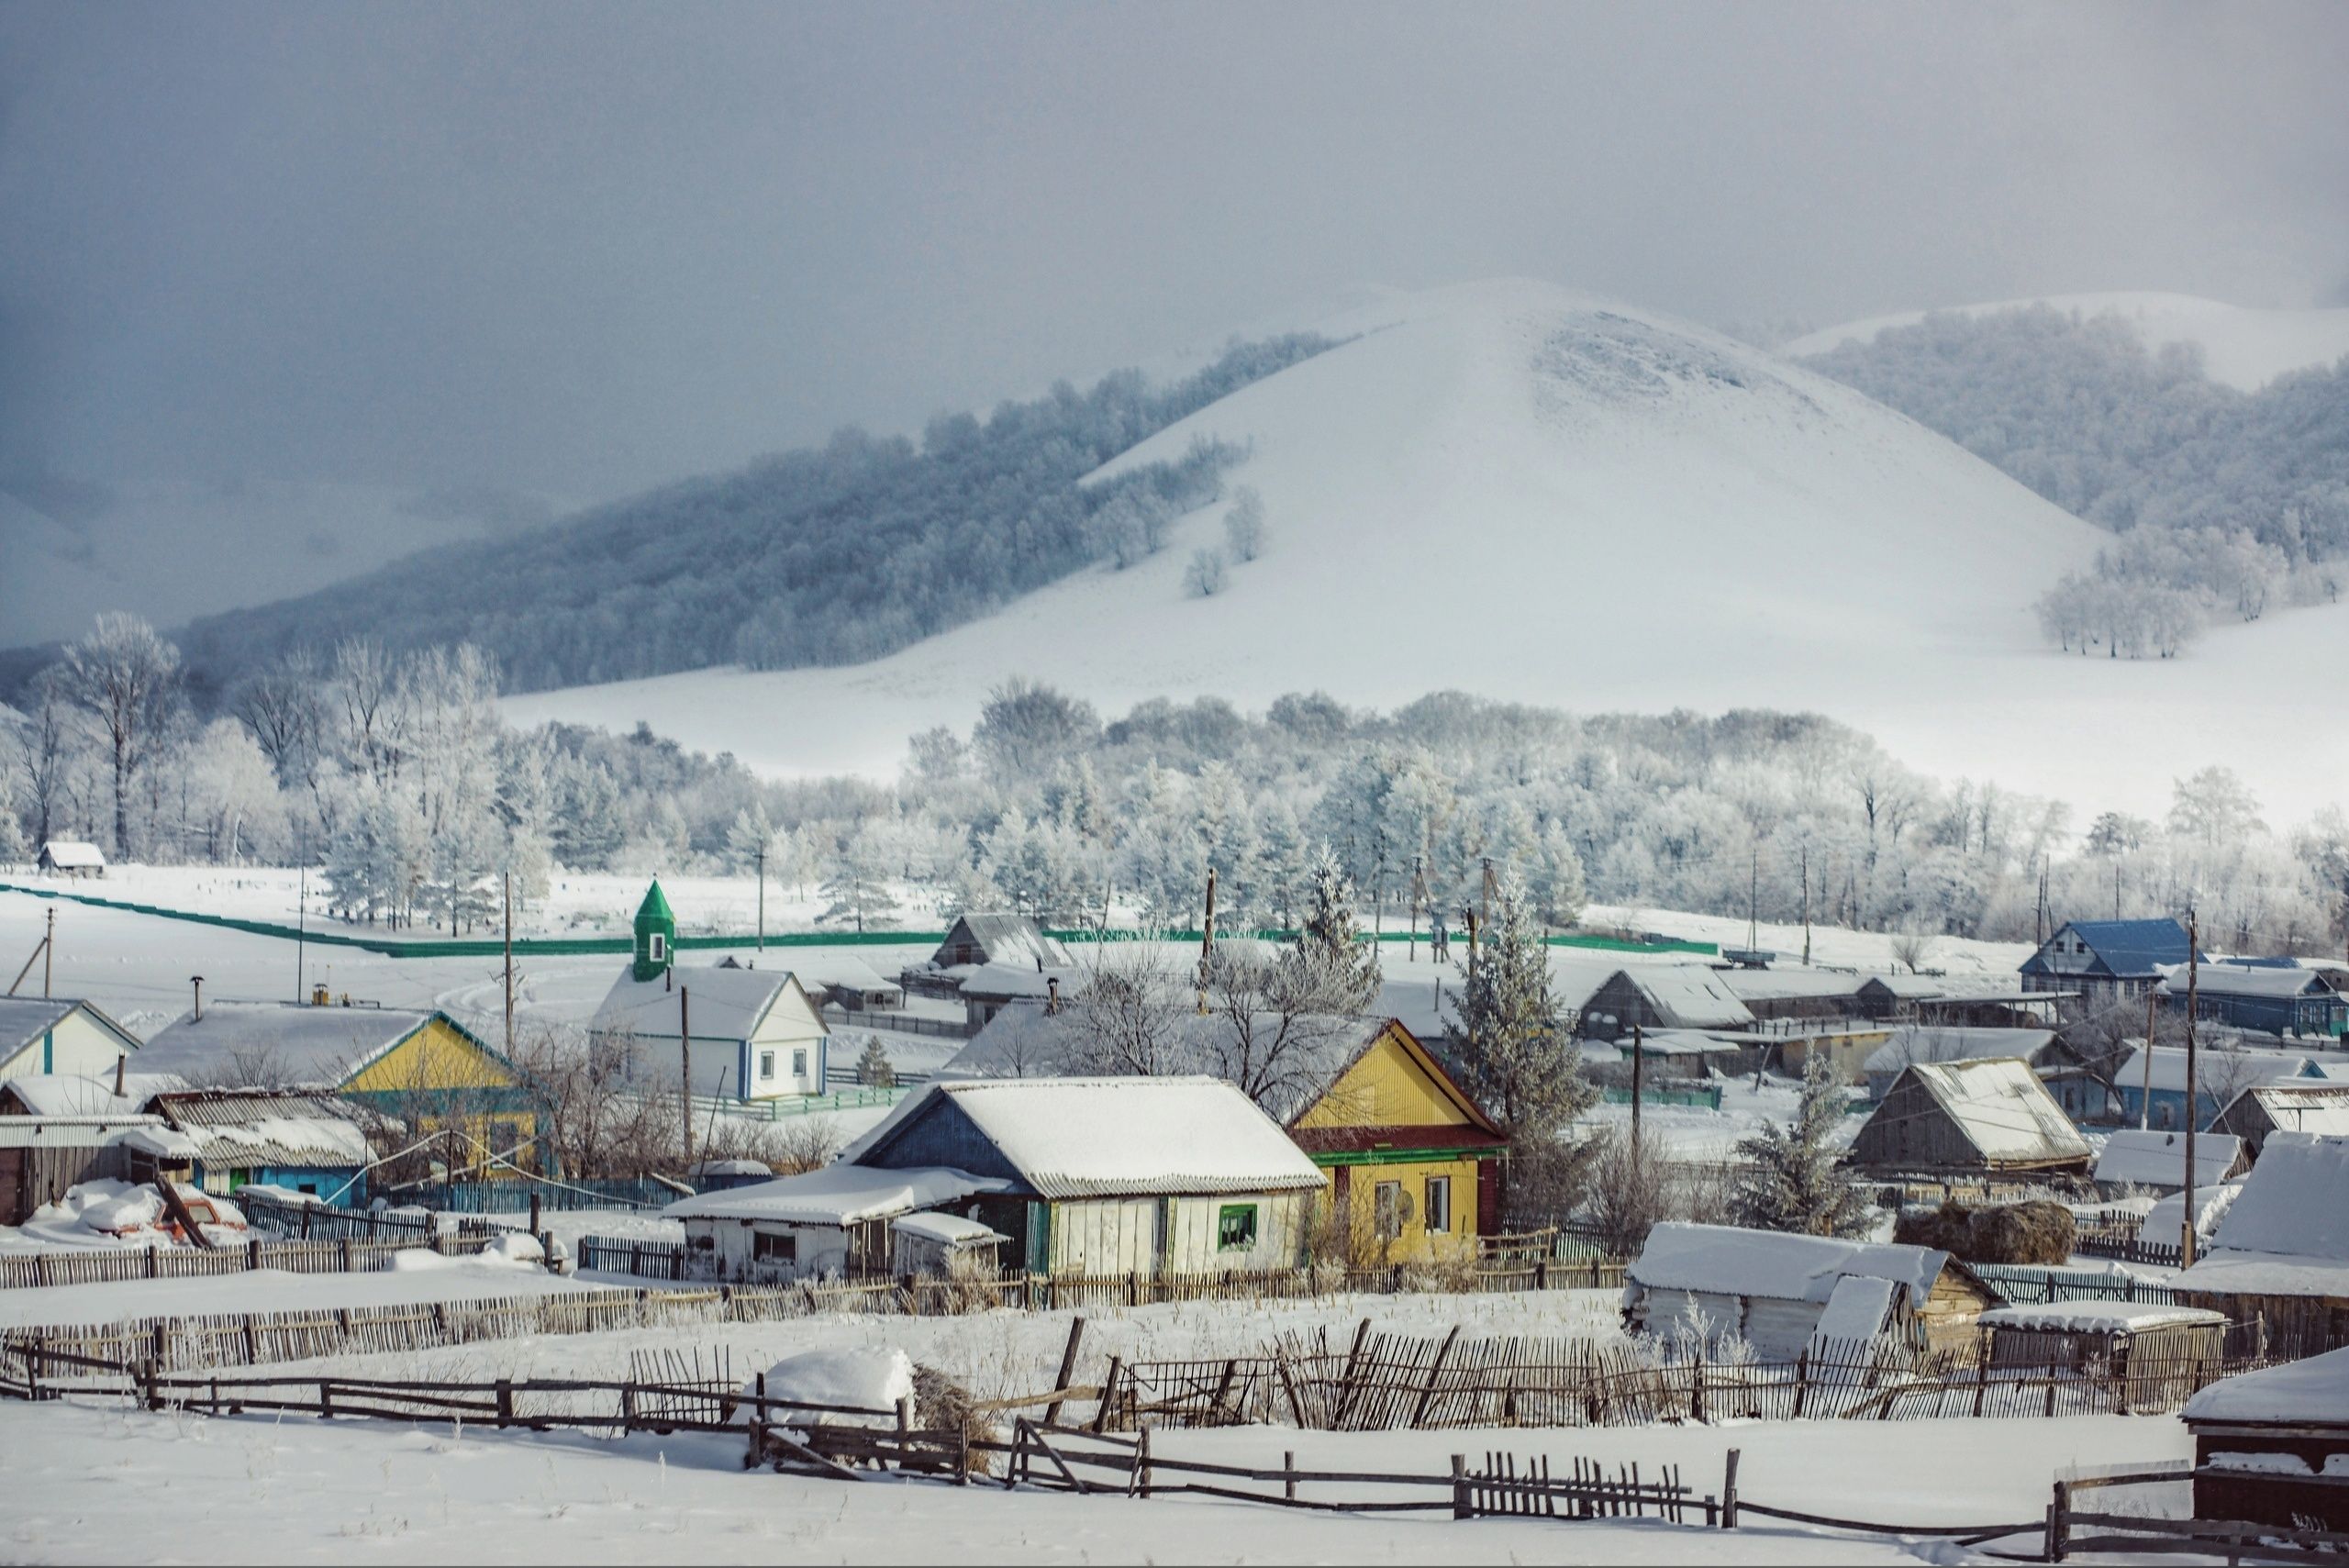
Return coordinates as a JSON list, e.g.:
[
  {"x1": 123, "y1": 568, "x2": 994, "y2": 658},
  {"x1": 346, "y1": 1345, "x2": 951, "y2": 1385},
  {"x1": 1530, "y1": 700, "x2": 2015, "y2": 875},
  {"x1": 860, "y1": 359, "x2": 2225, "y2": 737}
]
[{"x1": 632, "y1": 880, "x2": 676, "y2": 982}]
